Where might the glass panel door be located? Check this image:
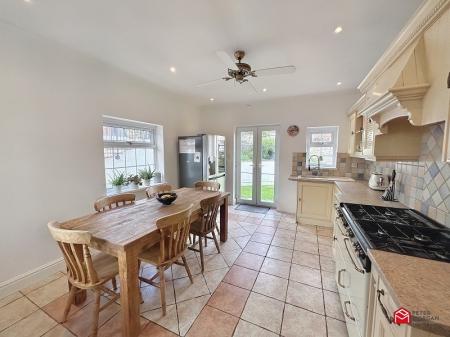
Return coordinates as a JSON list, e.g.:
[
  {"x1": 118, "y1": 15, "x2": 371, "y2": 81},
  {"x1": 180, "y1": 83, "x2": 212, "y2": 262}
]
[
  {"x1": 236, "y1": 126, "x2": 279, "y2": 207},
  {"x1": 258, "y1": 127, "x2": 277, "y2": 206},
  {"x1": 236, "y1": 128, "x2": 257, "y2": 205}
]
